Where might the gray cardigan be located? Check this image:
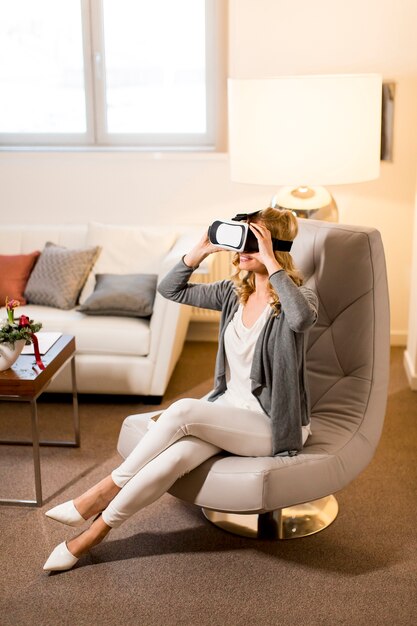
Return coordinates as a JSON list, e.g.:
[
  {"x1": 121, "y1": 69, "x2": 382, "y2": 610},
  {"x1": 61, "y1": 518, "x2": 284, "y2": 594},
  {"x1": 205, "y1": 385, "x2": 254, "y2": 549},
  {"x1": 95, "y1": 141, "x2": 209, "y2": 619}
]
[{"x1": 157, "y1": 259, "x2": 318, "y2": 455}]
